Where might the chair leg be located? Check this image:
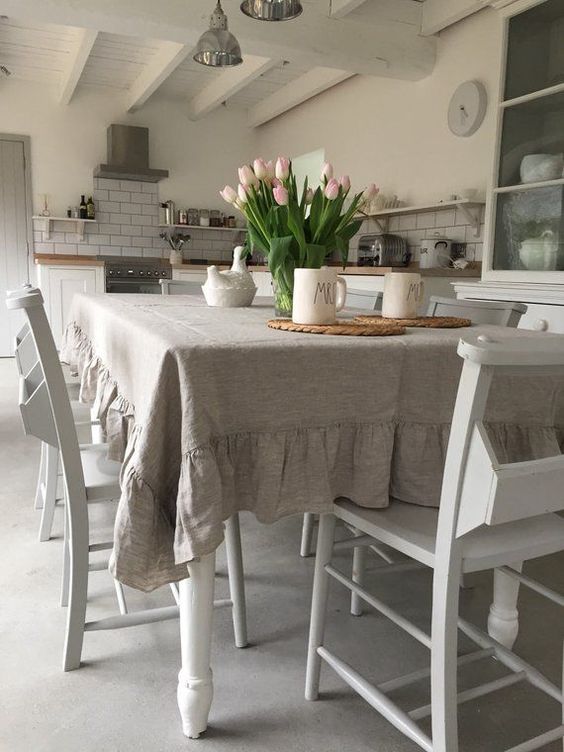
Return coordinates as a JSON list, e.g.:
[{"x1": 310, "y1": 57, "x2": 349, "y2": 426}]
[
  {"x1": 114, "y1": 580, "x2": 128, "y2": 615},
  {"x1": 305, "y1": 513, "x2": 337, "y2": 701},
  {"x1": 350, "y1": 543, "x2": 367, "y2": 617},
  {"x1": 60, "y1": 501, "x2": 70, "y2": 607},
  {"x1": 300, "y1": 513, "x2": 316, "y2": 558},
  {"x1": 62, "y1": 502, "x2": 89, "y2": 671},
  {"x1": 225, "y1": 513, "x2": 248, "y2": 648},
  {"x1": 35, "y1": 442, "x2": 46, "y2": 510},
  {"x1": 431, "y1": 562, "x2": 461, "y2": 752},
  {"x1": 488, "y1": 562, "x2": 523, "y2": 649},
  {"x1": 38, "y1": 443, "x2": 59, "y2": 542}
]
